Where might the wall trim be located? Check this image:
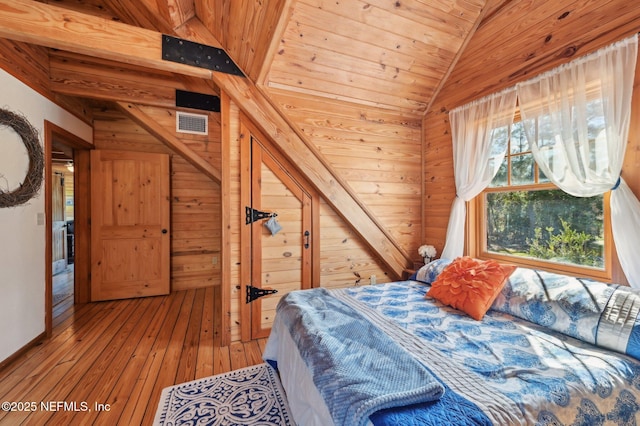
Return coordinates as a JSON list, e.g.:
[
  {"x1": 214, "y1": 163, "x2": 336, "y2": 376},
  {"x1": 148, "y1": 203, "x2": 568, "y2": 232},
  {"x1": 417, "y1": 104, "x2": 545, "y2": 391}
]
[{"x1": 0, "y1": 331, "x2": 46, "y2": 372}]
